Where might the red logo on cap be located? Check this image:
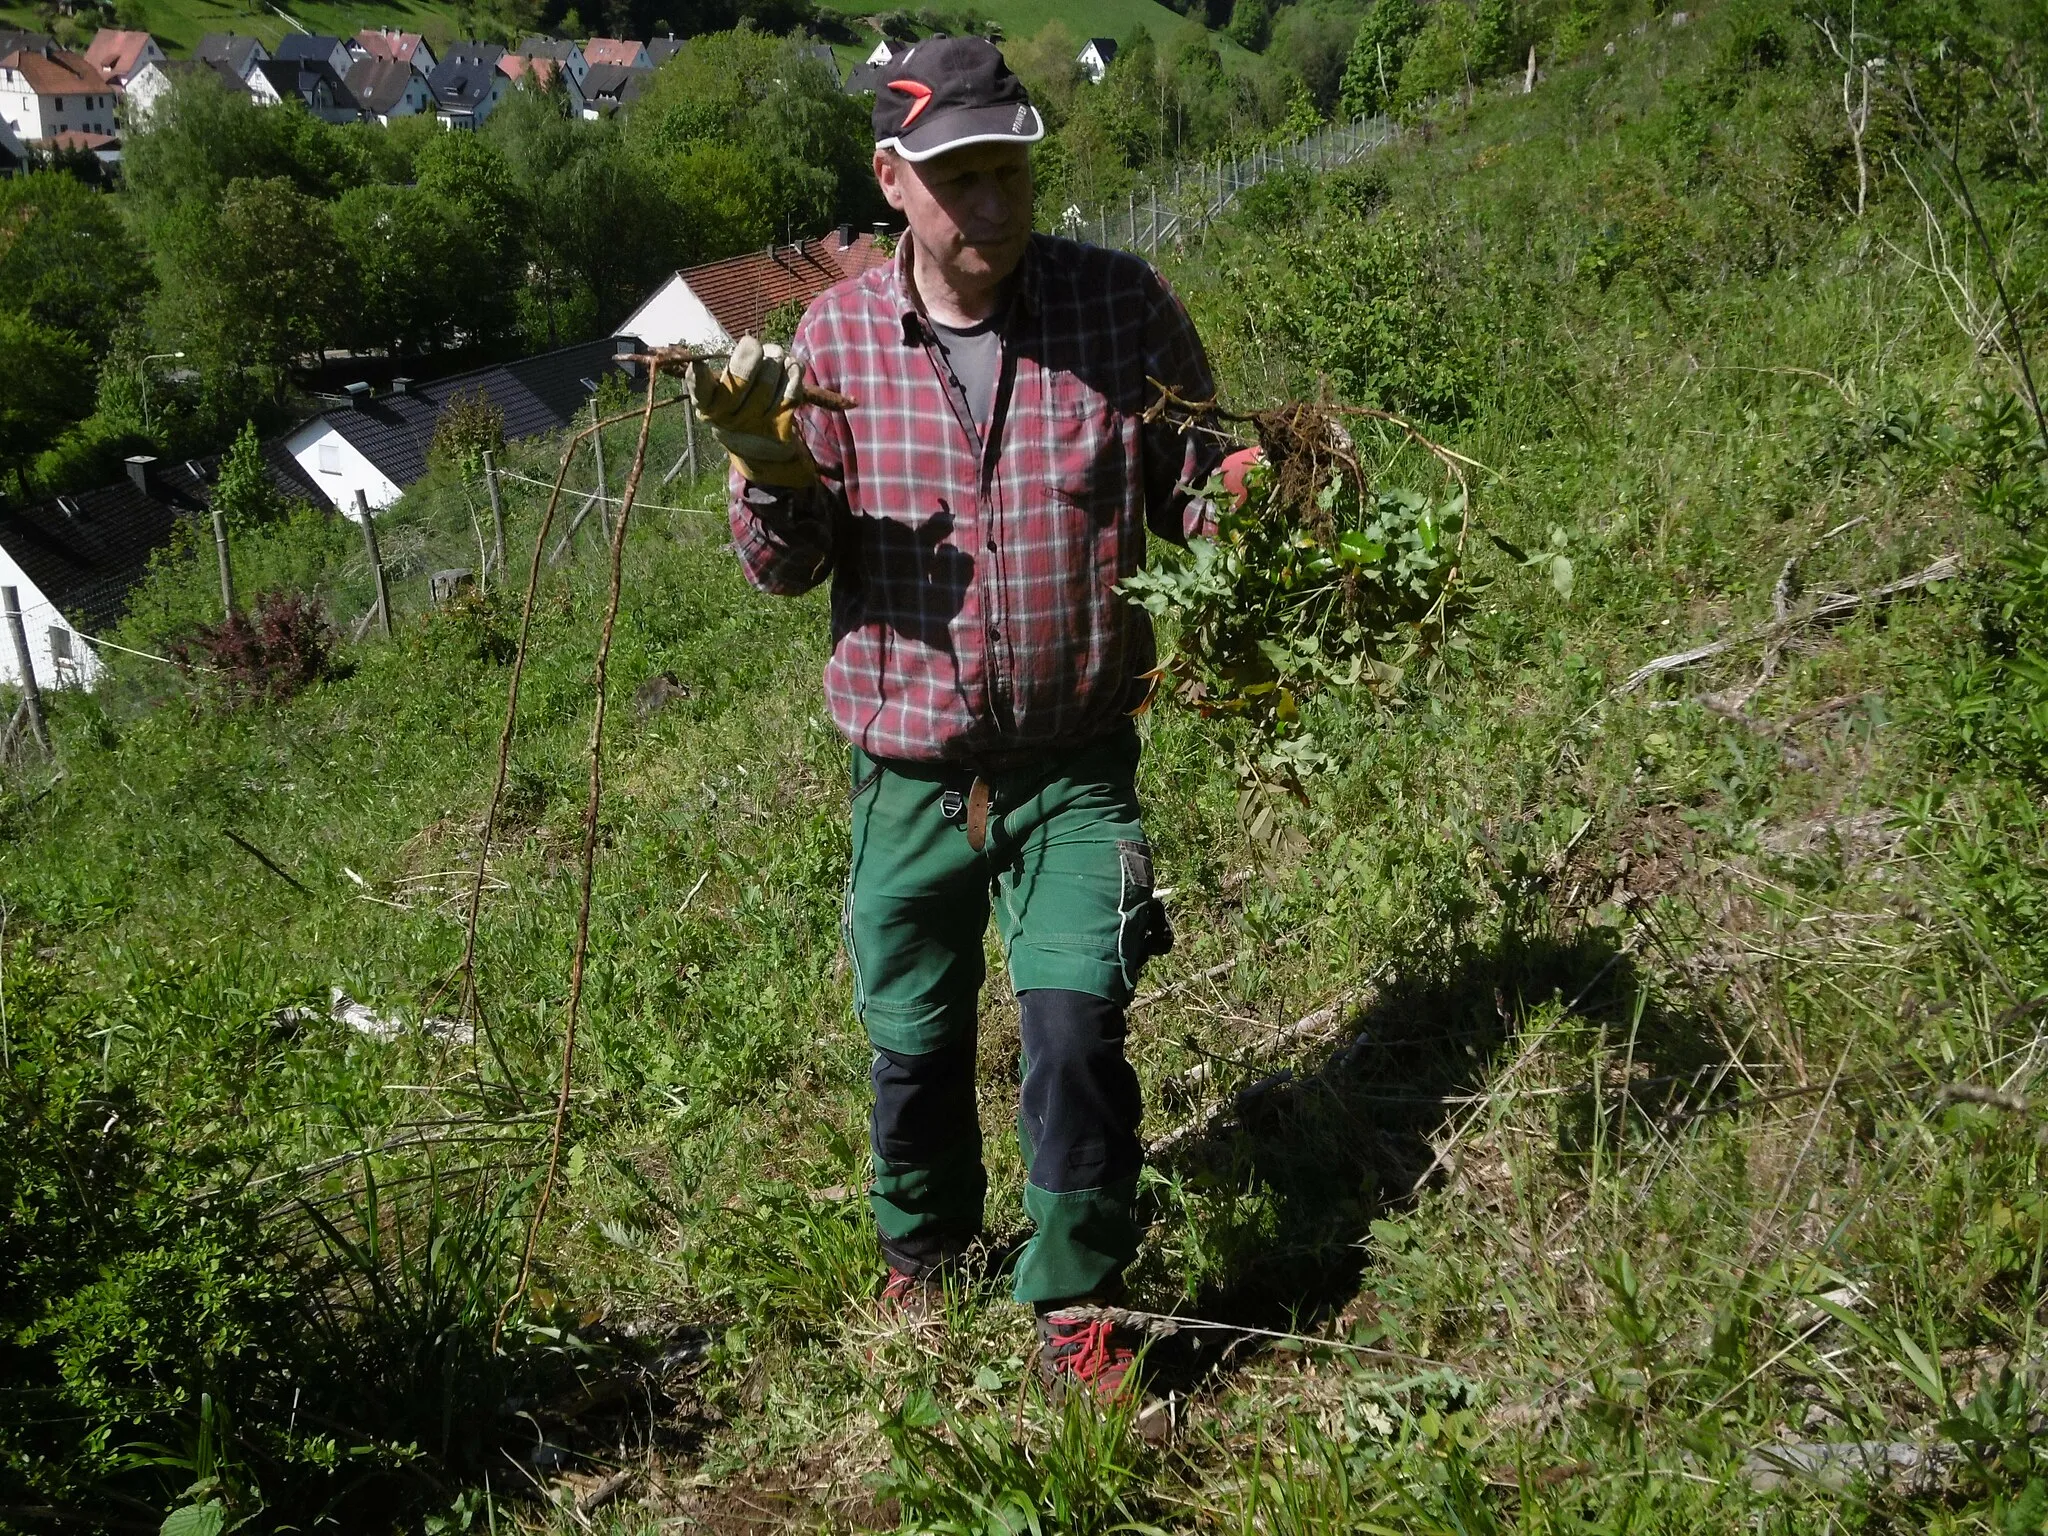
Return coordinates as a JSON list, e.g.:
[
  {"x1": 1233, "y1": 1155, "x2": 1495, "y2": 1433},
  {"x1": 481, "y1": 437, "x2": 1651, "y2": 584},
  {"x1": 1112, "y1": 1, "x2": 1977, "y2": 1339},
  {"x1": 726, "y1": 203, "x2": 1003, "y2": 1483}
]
[{"x1": 888, "y1": 78, "x2": 934, "y2": 125}]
